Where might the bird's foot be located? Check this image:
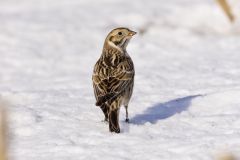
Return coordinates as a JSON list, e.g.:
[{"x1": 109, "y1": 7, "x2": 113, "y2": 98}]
[{"x1": 125, "y1": 118, "x2": 129, "y2": 123}]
